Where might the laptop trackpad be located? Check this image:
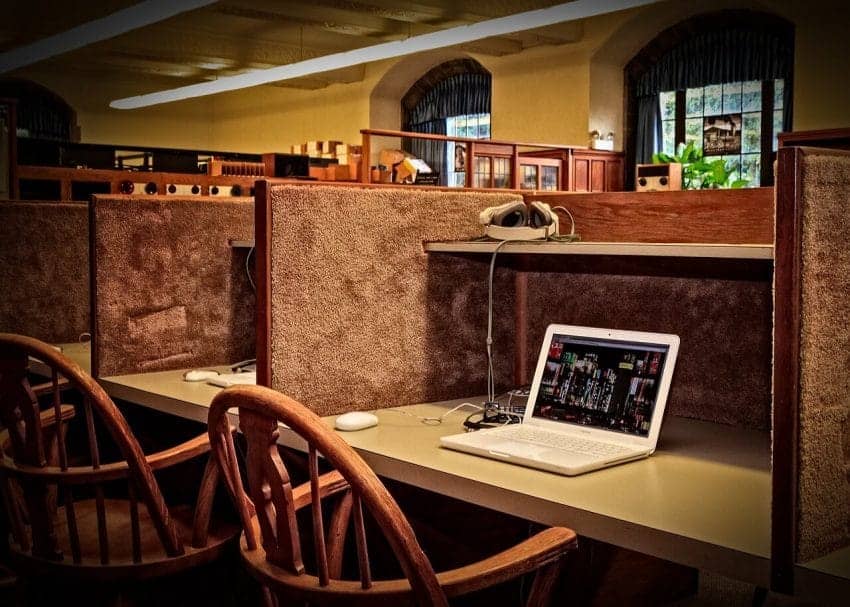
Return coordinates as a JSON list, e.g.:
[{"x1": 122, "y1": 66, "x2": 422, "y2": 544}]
[{"x1": 486, "y1": 439, "x2": 596, "y2": 463}]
